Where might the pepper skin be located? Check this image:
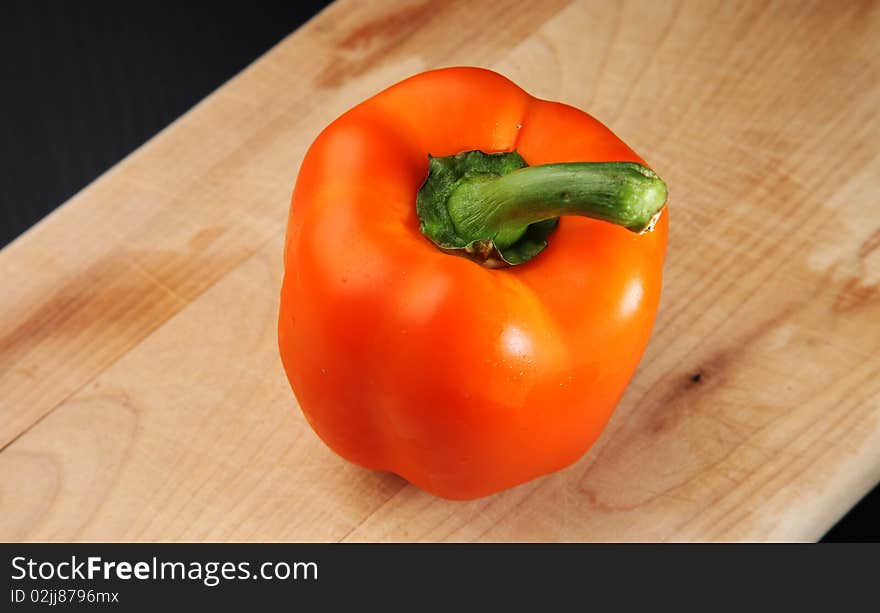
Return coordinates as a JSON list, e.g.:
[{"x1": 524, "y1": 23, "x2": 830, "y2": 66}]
[{"x1": 278, "y1": 67, "x2": 668, "y2": 500}]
